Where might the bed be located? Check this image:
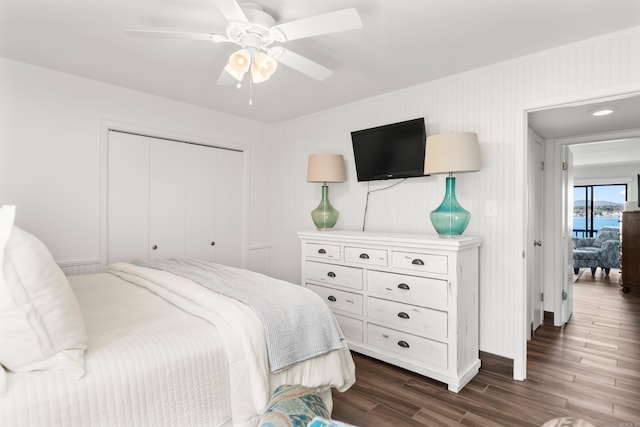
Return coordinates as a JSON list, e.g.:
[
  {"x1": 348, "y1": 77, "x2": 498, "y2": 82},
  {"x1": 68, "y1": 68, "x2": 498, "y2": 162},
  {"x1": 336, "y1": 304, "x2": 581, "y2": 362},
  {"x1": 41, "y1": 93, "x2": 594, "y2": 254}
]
[{"x1": 0, "y1": 206, "x2": 355, "y2": 427}]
